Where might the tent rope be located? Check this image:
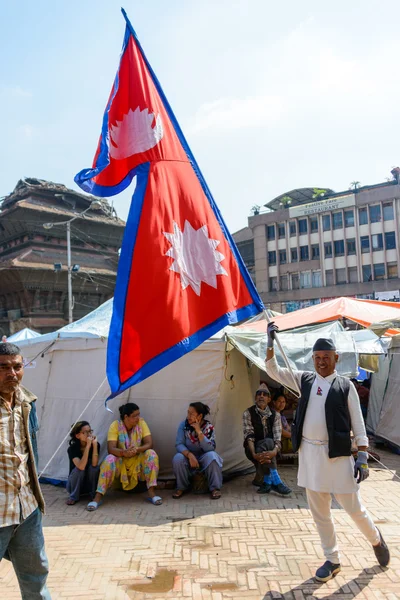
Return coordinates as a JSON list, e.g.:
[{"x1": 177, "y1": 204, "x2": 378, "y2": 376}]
[
  {"x1": 38, "y1": 376, "x2": 108, "y2": 479},
  {"x1": 368, "y1": 451, "x2": 400, "y2": 482}
]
